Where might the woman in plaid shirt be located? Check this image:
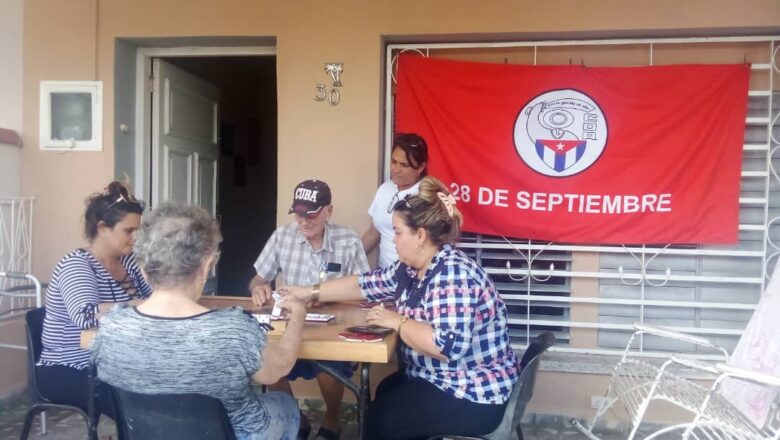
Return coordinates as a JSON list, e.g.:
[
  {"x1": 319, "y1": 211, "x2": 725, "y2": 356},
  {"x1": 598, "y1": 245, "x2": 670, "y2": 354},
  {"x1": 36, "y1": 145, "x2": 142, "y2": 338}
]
[{"x1": 282, "y1": 176, "x2": 519, "y2": 439}]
